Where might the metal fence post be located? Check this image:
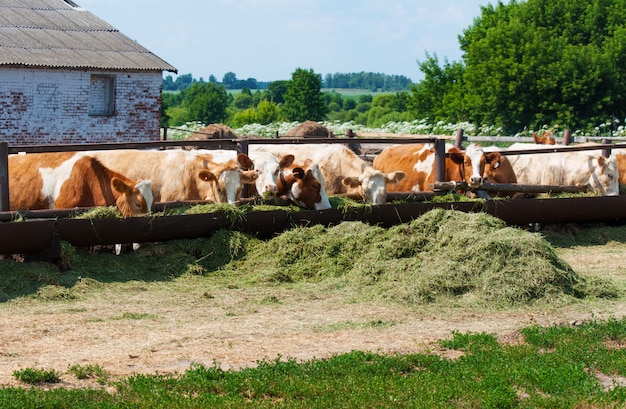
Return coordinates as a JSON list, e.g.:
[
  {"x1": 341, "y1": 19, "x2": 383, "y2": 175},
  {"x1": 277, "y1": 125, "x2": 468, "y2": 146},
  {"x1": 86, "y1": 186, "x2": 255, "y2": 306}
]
[
  {"x1": 601, "y1": 138, "x2": 611, "y2": 158},
  {"x1": 434, "y1": 138, "x2": 446, "y2": 184},
  {"x1": 563, "y1": 129, "x2": 572, "y2": 145},
  {"x1": 0, "y1": 142, "x2": 8, "y2": 211},
  {"x1": 454, "y1": 128, "x2": 464, "y2": 149},
  {"x1": 237, "y1": 139, "x2": 251, "y2": 198}
]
